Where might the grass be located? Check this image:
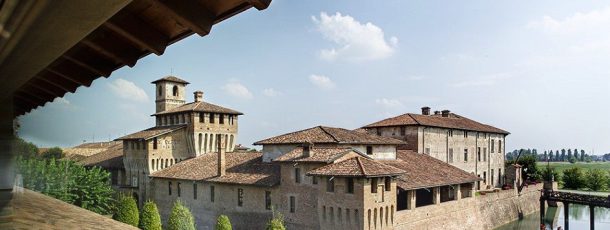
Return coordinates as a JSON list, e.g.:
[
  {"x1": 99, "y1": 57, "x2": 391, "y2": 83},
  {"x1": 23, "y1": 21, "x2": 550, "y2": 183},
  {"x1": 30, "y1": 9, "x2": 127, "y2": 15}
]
[{"x1": 537, "y1": 161, "x2": 610, "y2": 175}]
